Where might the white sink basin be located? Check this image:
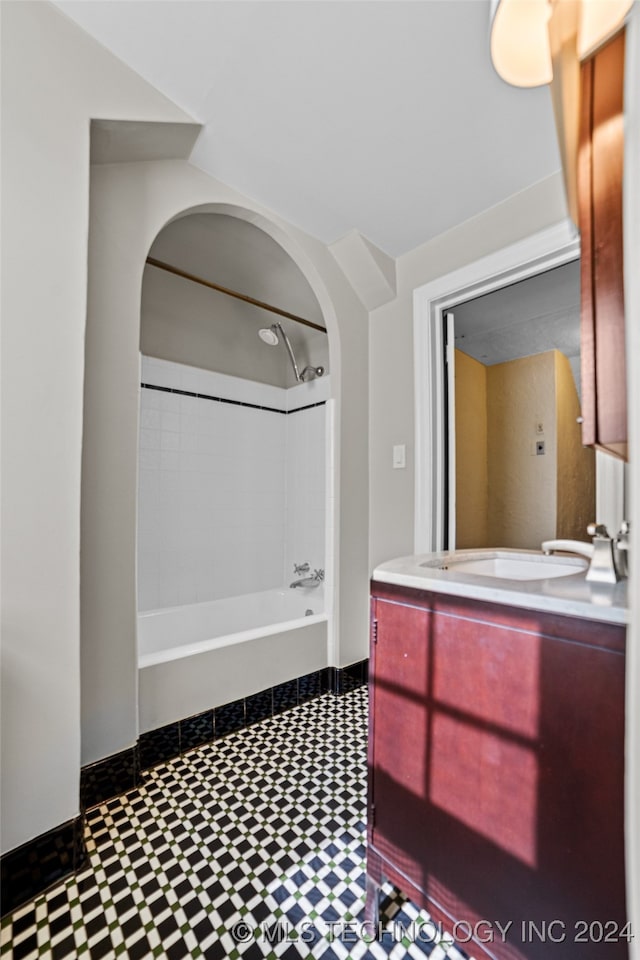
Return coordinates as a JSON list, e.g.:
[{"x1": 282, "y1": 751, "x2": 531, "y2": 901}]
[{"x1": 421, "y1": 551, "x2": 588, "y2": 581}]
